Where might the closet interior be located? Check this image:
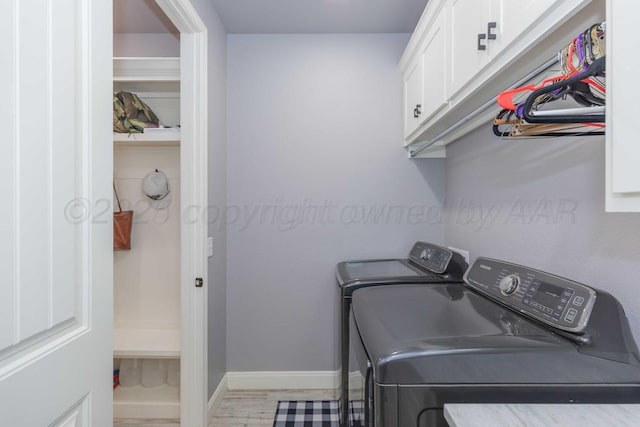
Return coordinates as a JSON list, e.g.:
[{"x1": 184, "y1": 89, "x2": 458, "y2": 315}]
[{"x1": 112, "y1": 0, "x2": 182, "y2": 419}]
